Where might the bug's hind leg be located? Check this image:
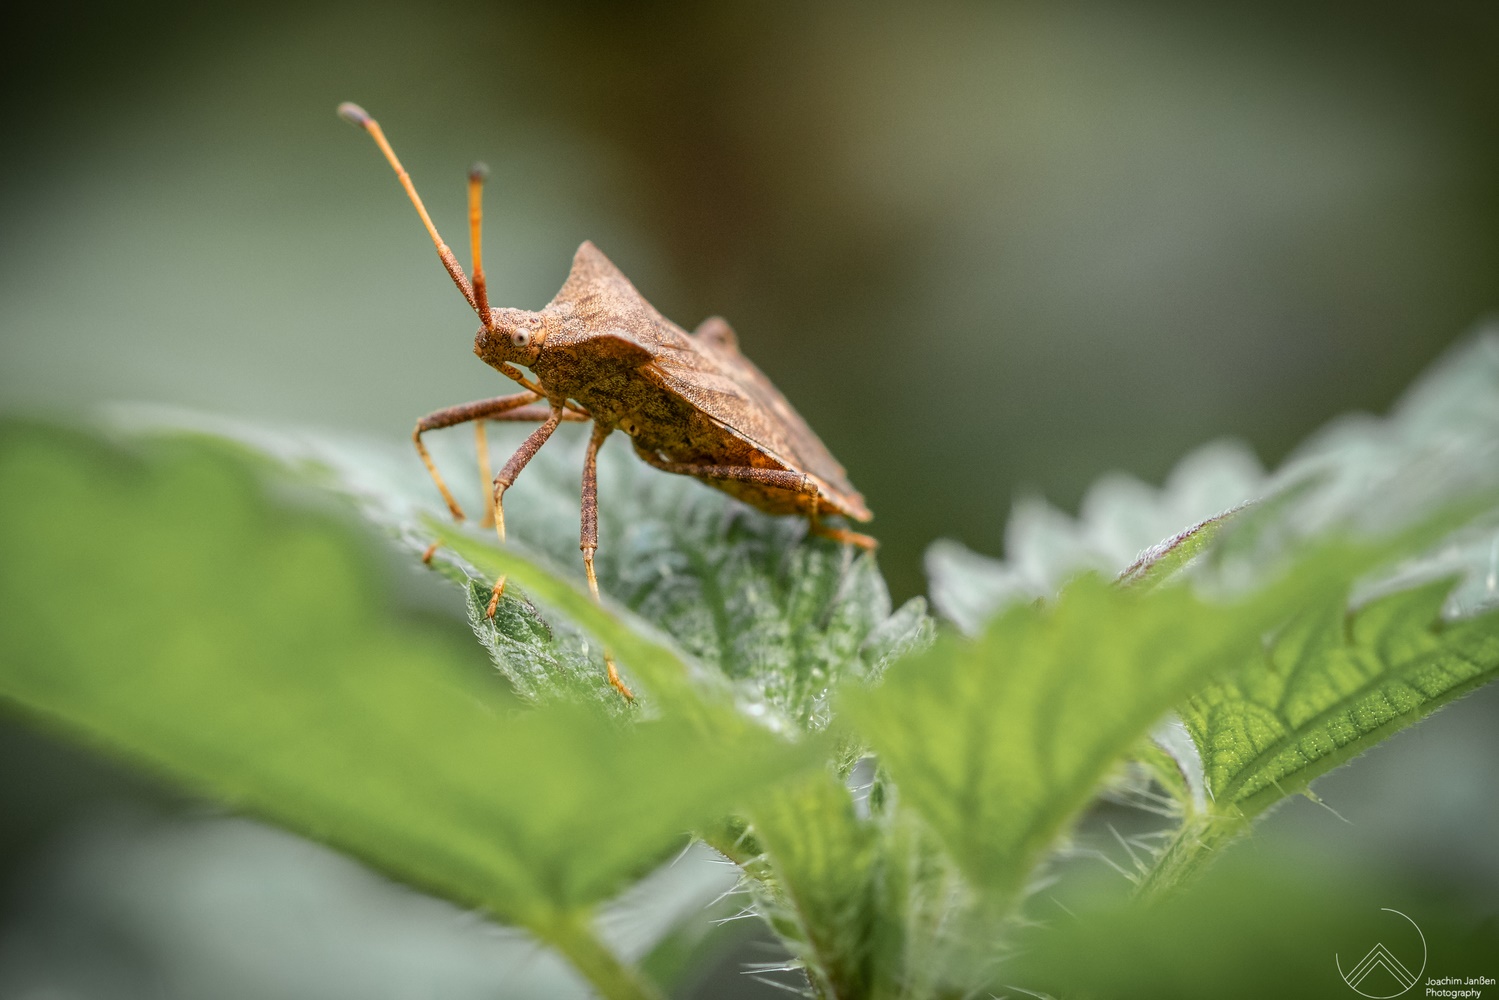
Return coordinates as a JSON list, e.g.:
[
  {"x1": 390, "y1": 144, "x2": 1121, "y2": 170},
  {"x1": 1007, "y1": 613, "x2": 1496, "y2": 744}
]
[
  {"x1": 474, "y1": 421, "x2": 494, "y2": 529},
  {"x1": 630, "y1": 447, "x2": 820, "y2": 493},
  {"x1": 808, "y1": 515, "x2": 878, "y2": 550},
  {"x1": 579, "y1": 423, "x2": 634, "y2": 702},
  {"x1": 632, "y1": 445, "x2": 877, "y2": 550},
  {"x1": 808, "y1": 512, "x2": 877, "y2": 550}
]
